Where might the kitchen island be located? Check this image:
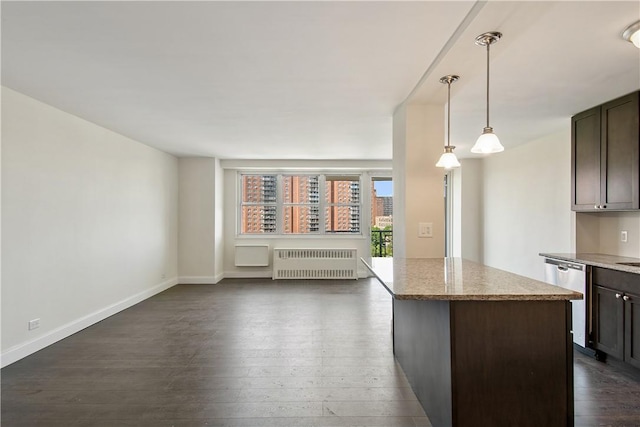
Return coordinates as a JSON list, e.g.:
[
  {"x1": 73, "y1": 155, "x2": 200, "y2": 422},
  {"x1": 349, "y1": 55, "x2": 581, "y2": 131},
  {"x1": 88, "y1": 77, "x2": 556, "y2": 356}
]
[{"x1": 363, "y1": 257, "x2": 583, "y2": 427}]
